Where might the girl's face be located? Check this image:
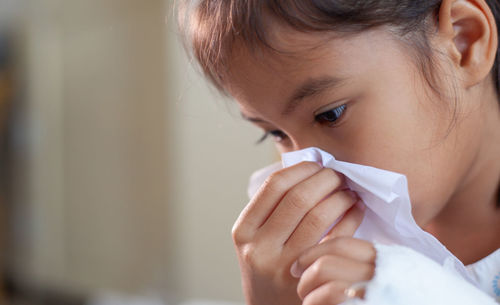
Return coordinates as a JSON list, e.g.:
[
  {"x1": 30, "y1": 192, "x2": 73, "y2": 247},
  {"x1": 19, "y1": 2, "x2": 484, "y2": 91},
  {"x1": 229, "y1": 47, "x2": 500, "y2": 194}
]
[{"x1": 225, "y1": 27, "x2": 487, "y2": 226}]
